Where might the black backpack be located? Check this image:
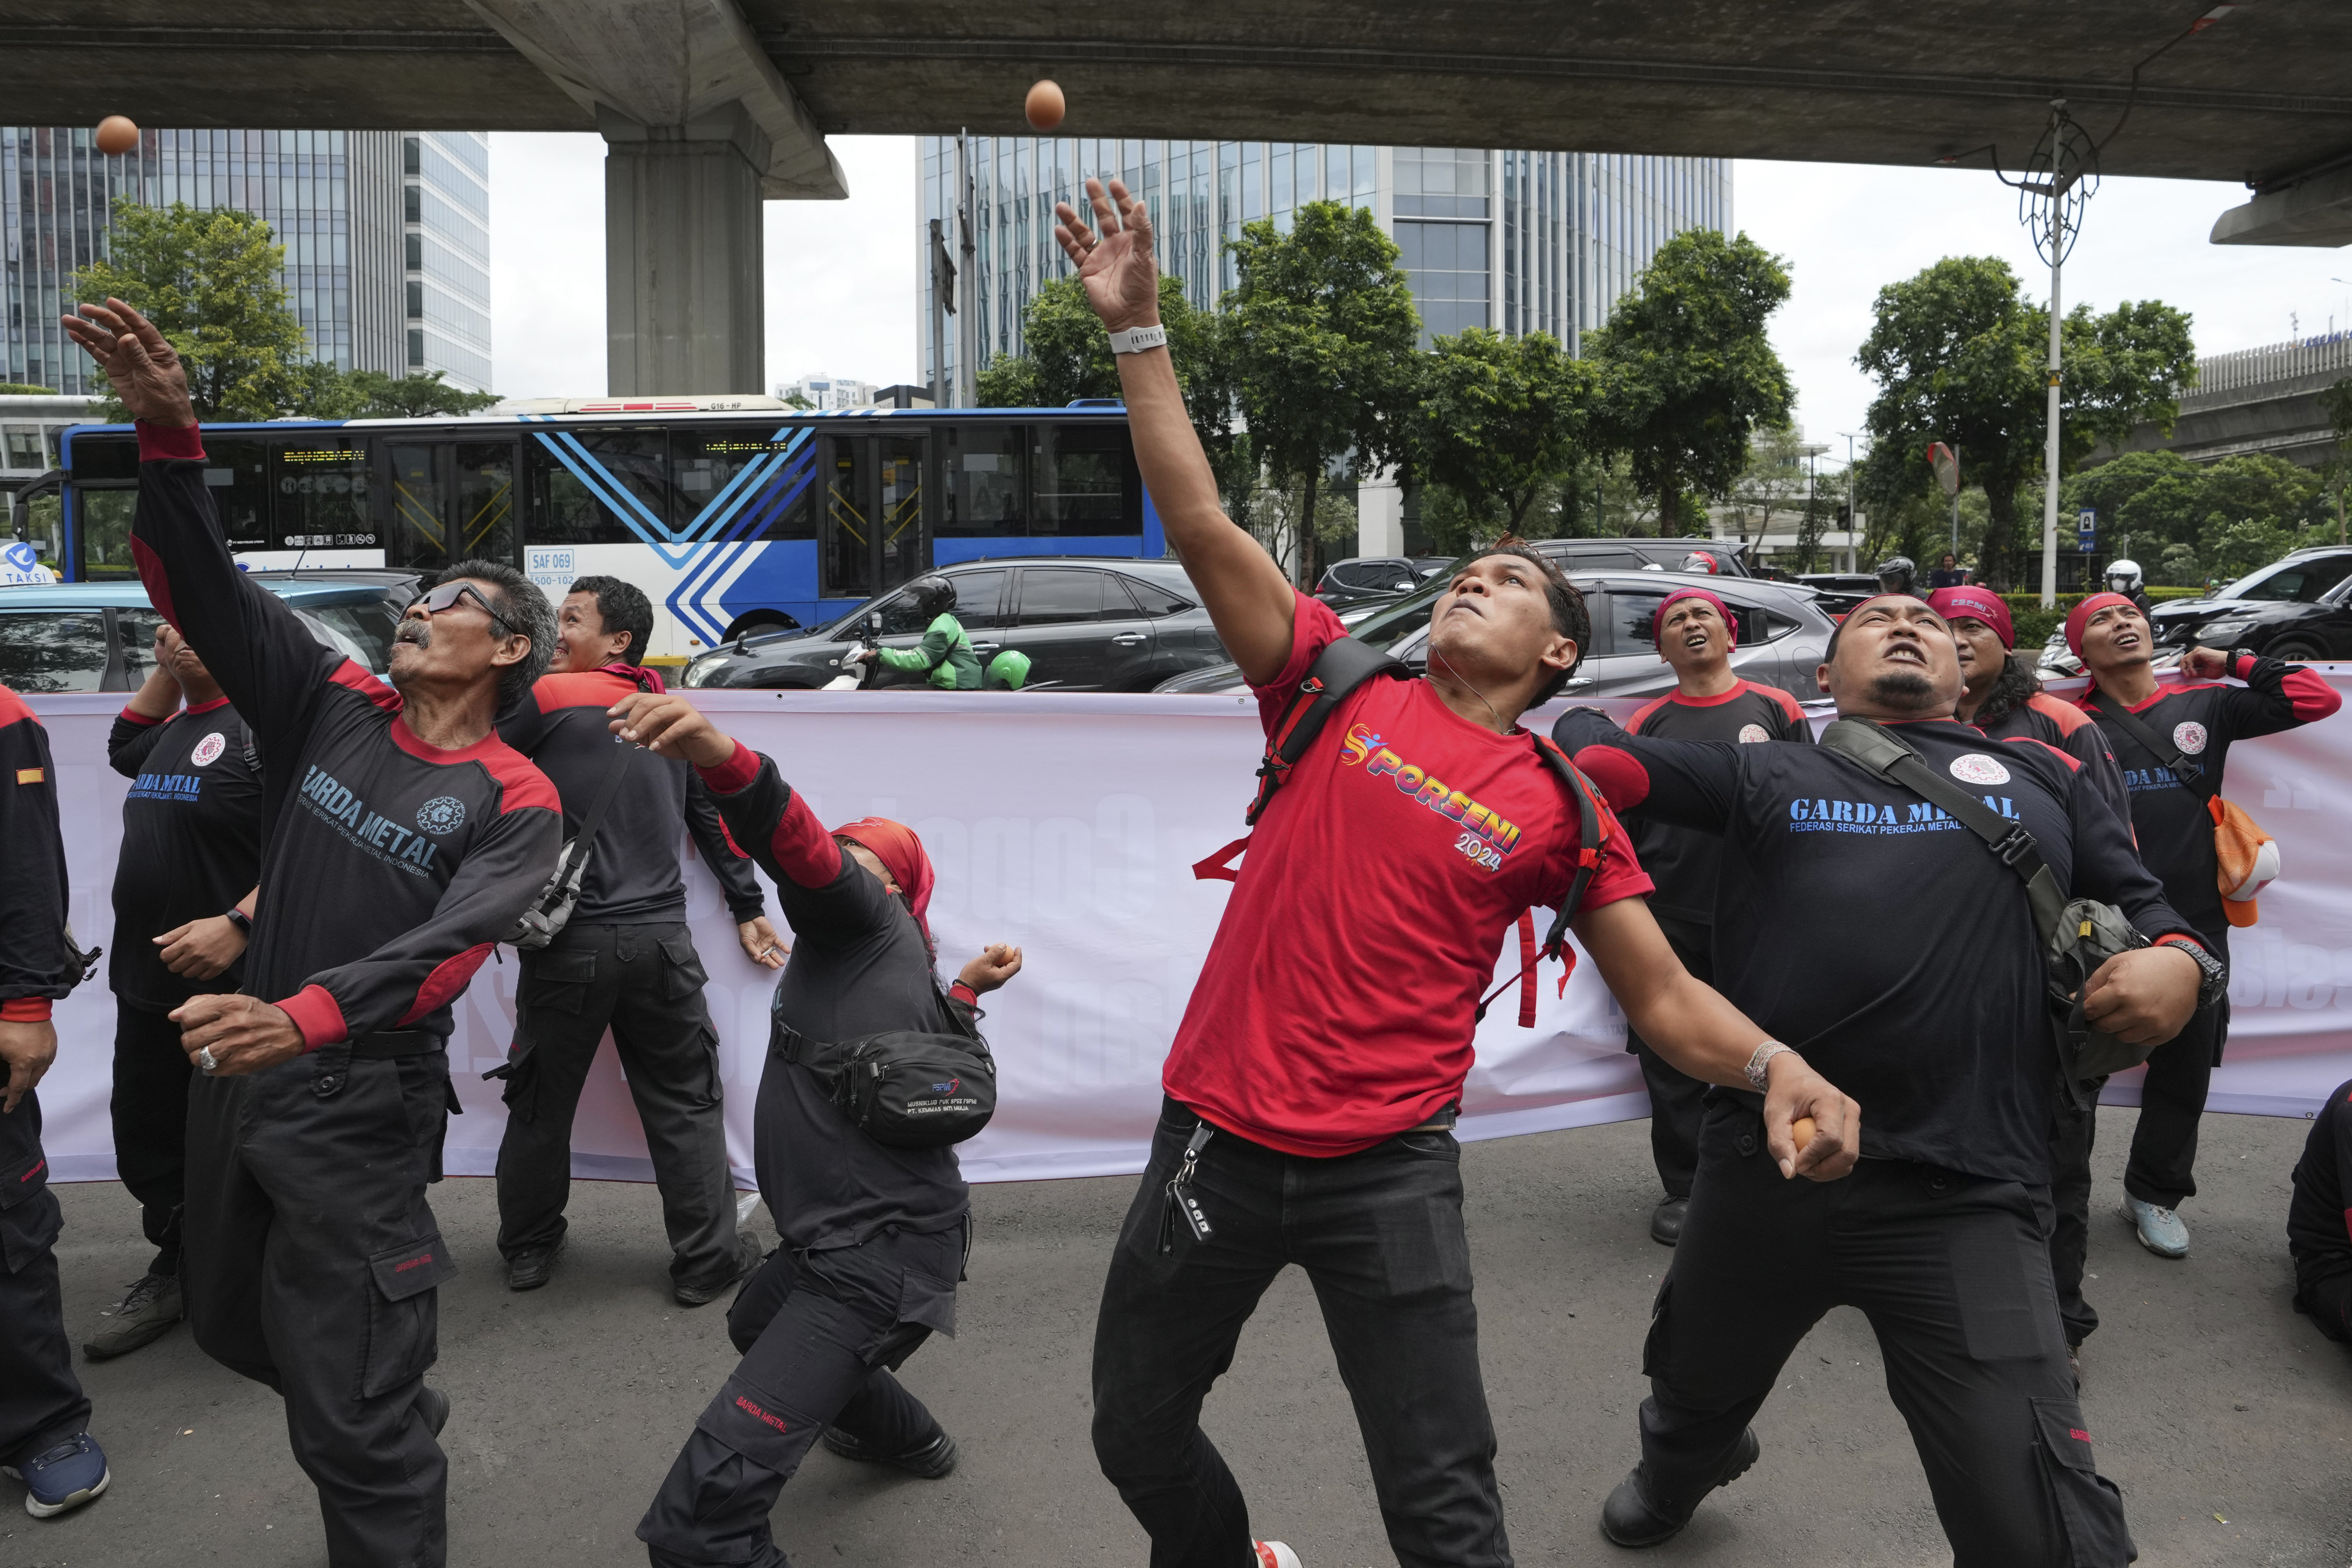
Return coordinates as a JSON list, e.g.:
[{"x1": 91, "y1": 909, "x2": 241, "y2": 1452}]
[{"x1": 1192, "y1": 638, "x2": 1606, "y2": 1027}]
